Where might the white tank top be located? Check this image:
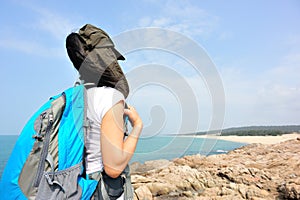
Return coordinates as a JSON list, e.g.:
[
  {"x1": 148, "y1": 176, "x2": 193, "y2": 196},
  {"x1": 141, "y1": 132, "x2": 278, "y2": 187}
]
[{"x1": 85, "y1": 86, "x2": 124, "y2": 174}]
